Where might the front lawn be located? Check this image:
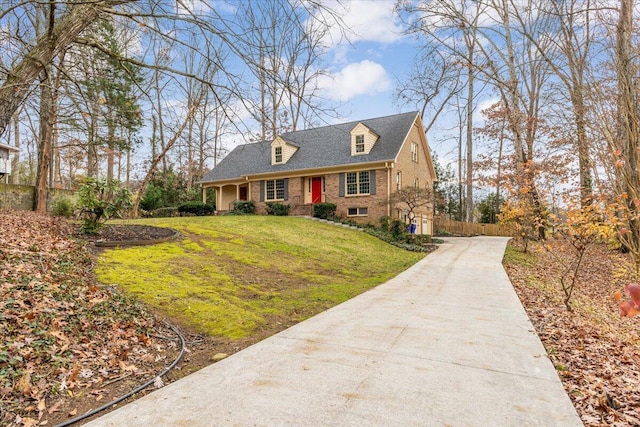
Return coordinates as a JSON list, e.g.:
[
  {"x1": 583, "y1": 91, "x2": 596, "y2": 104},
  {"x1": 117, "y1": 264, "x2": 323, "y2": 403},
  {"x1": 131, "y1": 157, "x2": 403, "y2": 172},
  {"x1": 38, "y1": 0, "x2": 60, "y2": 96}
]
[{"x1": 96, "y1": 216, "x2": 425, "y2": 339}]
